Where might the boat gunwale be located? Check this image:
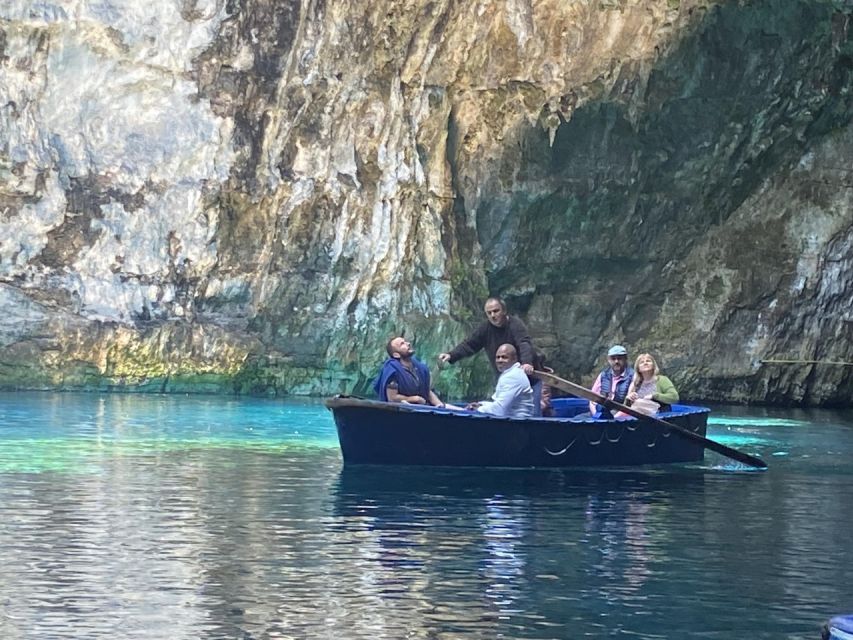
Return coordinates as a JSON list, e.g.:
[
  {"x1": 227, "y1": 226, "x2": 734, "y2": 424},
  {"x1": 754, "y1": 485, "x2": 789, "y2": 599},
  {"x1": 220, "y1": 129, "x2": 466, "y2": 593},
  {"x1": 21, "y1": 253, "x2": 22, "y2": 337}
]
[{"x1": 324, "y1": 395, "x2": 711, "y2": 424}]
